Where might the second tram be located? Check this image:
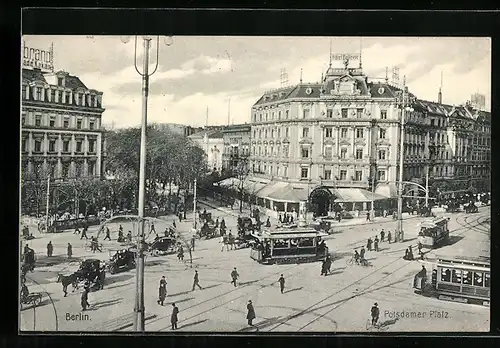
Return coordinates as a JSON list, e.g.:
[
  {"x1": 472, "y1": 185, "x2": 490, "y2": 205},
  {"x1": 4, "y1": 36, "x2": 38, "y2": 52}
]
[{"x1": 418, "y1": 217, "x2": 450, "y2": 248}]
